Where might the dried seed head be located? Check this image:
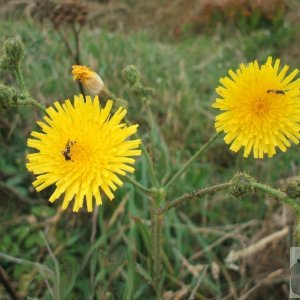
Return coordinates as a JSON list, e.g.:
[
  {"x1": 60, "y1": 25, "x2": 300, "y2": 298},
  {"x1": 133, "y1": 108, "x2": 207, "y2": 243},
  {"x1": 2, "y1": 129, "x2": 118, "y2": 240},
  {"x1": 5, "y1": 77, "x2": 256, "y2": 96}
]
[{"x1": 33, "y1": 0, "x2": 88, "y2": 28}]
